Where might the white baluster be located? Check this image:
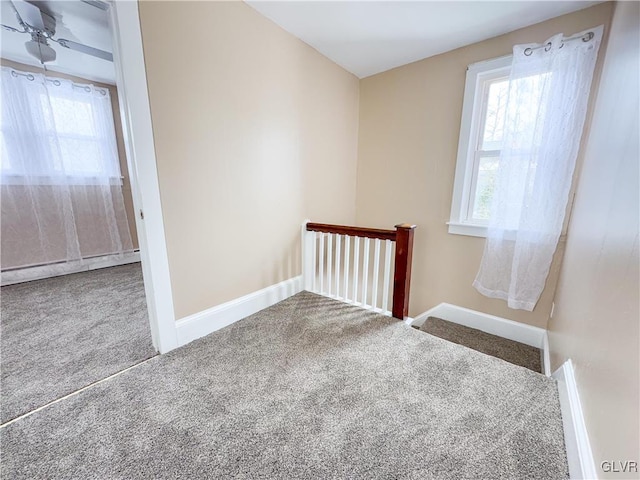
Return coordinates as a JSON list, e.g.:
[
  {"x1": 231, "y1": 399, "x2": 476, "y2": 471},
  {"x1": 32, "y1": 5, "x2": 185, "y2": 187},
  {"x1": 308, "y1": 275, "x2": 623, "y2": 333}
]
[
  {"x1": 302, "y1": 223, "x2": 309, "y2": 290},
  {"x1": 382, "y1": 239, "x2": 392, "y2": 314},
  {"x1": 362, "y1": 237, "x2": 370, "y2": 307},
  {"x1": 372, "y1": 239, "x2": 381, "y2": 310},
  {"x1": 319, "y1": 233, "x2": 324, "y2": 294},
  {"x1": 335, "y1": 235, "x2": 341, "y2": 299},
  {"x1": 343, "y1": 235, "x2": 350, "y2": 301},
  {"x1": 327, "y1": 234, "x2": 333, "y2": 296},
  {"x1": 310, "y1": 230, "x2": 317, "y2": 292},
  {"x1": 353, "y1": 237, "x2": 360, "y2": 304}
]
